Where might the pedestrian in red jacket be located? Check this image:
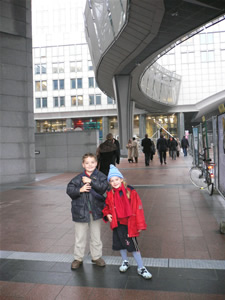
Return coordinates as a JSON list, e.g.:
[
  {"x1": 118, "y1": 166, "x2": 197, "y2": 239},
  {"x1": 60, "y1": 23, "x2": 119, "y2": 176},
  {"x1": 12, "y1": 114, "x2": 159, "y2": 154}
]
[{"x1": 102, "y1": 164, "x2": 152, "y2": 279}]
